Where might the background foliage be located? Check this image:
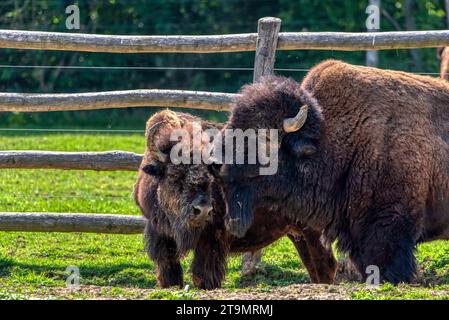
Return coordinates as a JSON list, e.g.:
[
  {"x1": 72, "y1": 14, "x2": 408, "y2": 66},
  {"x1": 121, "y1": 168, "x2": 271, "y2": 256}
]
[{"x1": 0, "y1": 0, "x2": 447, "y2": 128}]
